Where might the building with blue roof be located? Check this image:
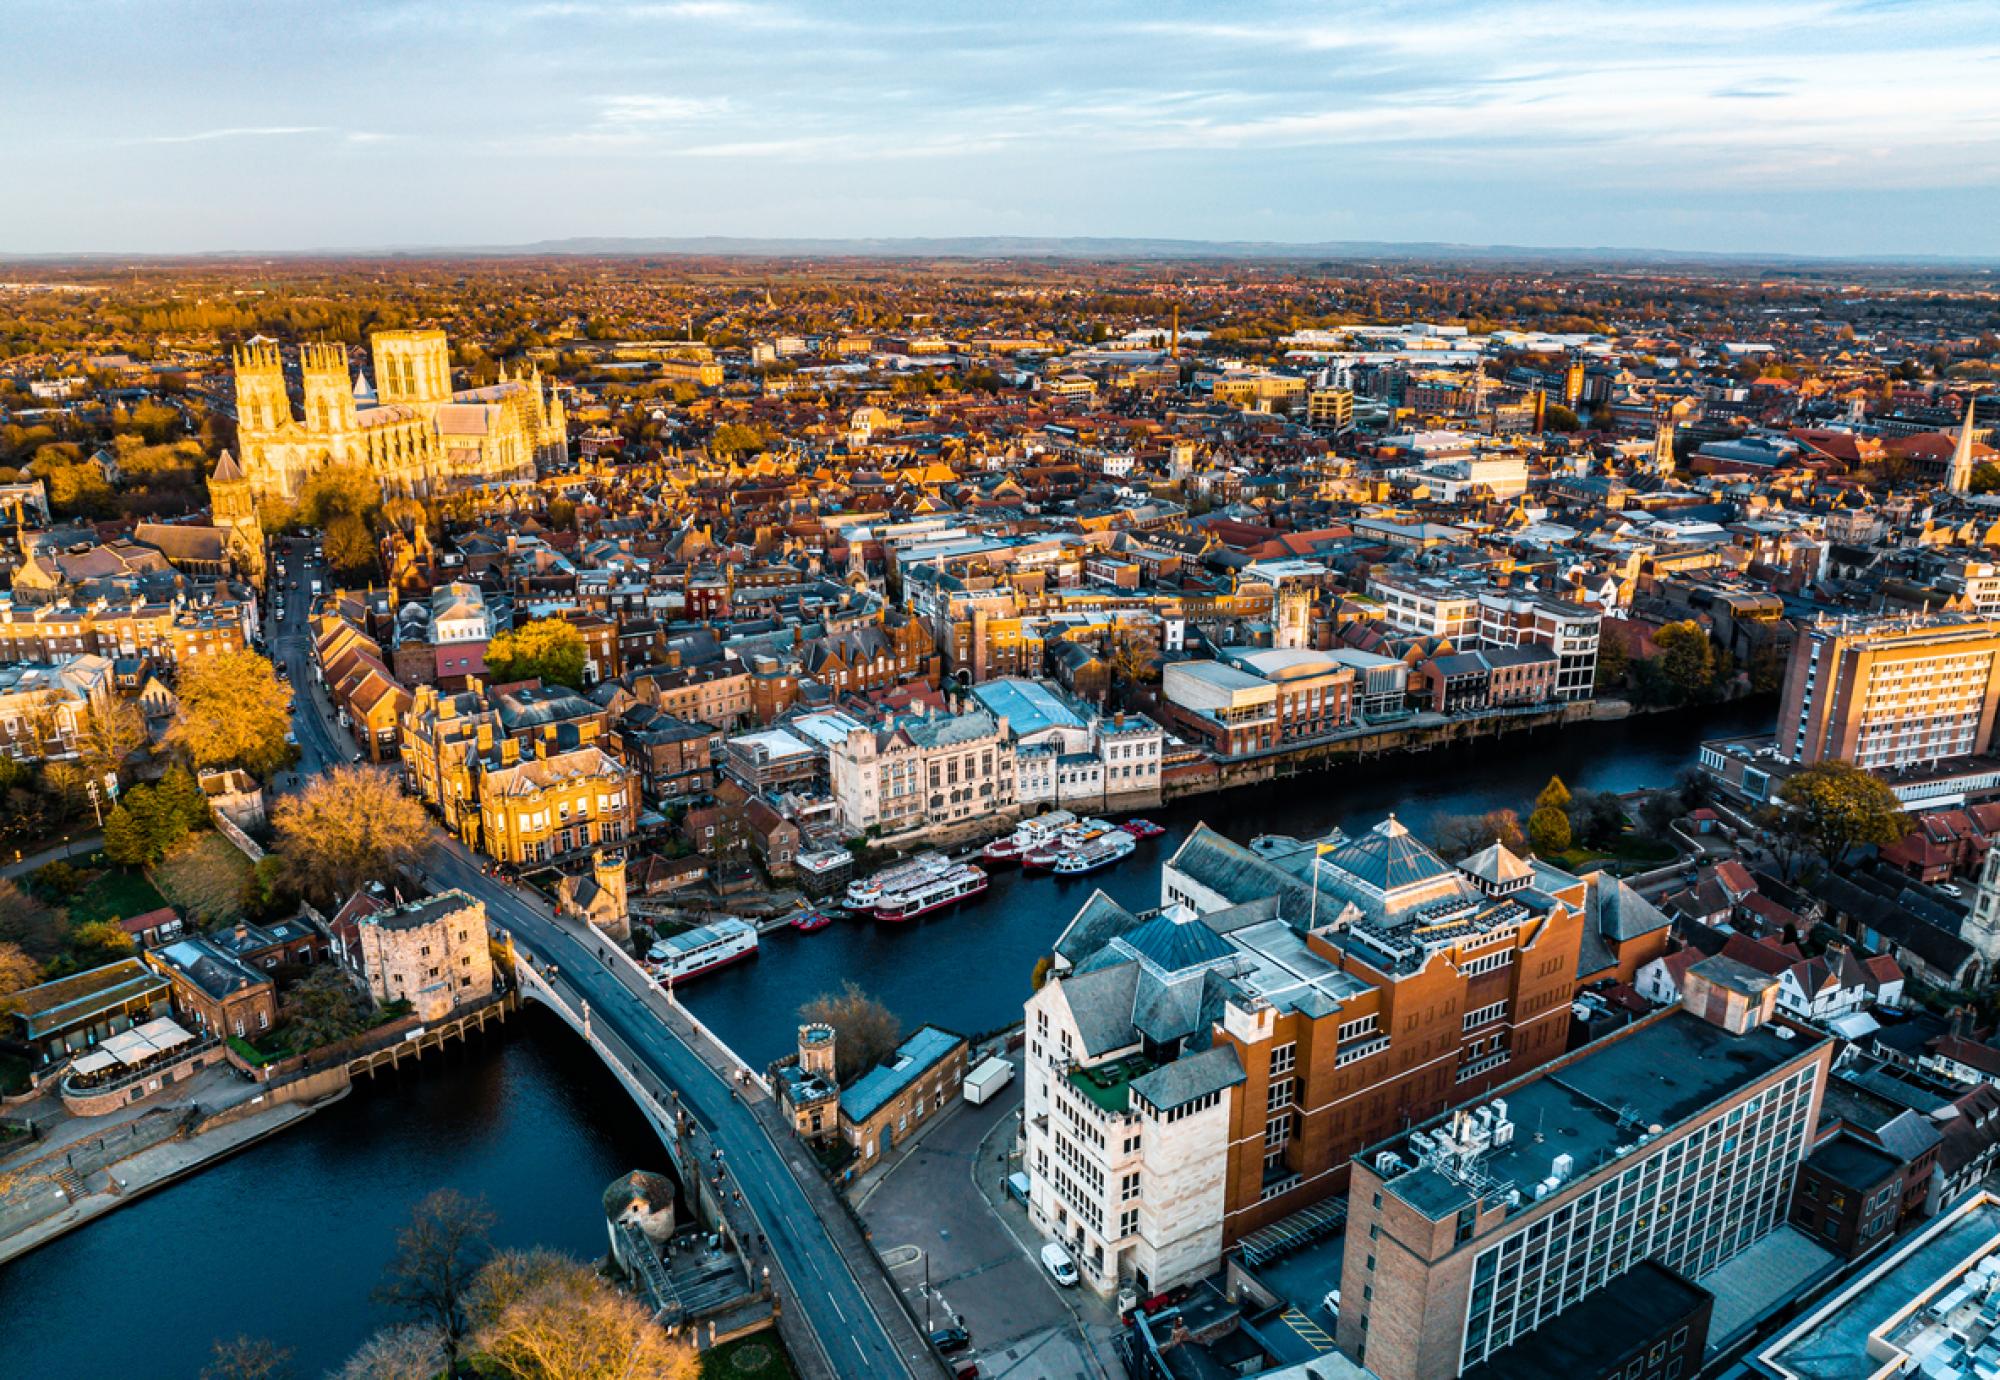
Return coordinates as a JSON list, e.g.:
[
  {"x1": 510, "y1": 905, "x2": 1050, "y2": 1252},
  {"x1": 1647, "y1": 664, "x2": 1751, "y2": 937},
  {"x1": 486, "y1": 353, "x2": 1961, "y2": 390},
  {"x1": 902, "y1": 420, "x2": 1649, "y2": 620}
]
[{"x1": 840, "y1": 1024, "x2": 969, "y2": 1166}]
